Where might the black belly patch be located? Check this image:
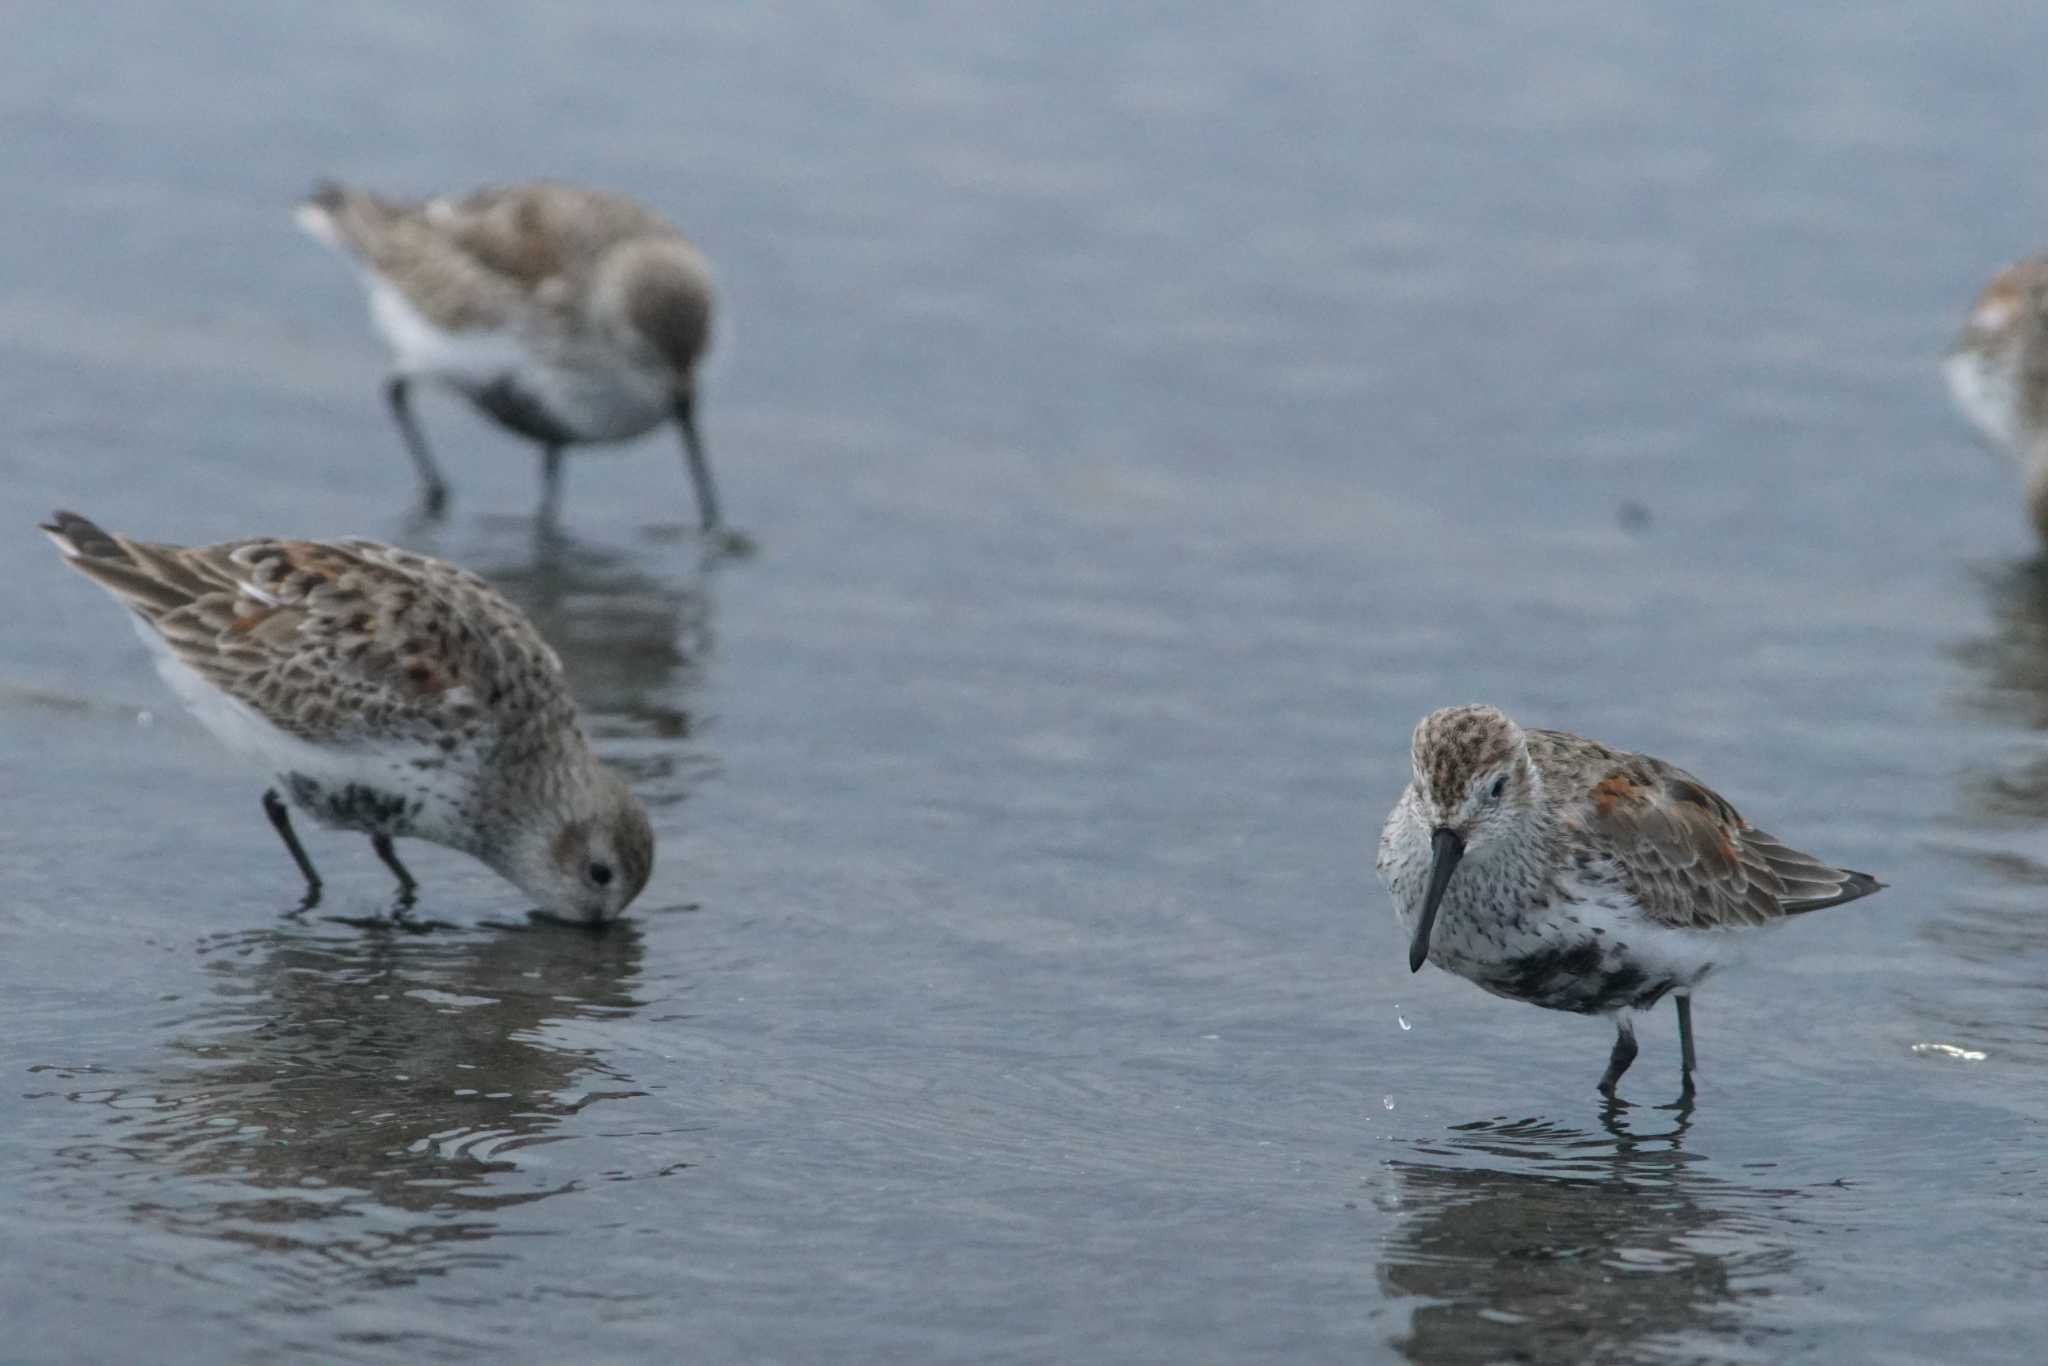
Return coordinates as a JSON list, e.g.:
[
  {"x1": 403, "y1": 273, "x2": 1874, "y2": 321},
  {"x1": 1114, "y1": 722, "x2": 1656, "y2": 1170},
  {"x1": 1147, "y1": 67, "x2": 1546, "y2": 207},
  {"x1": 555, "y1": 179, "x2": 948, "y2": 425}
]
[
  {"x1": 287, "y1": 773, "x2": 421, "y2": 835},
  {"x1": 471, "y1": 376, "x2": 575, "y2": 445},
  {"x1": 1489, "y1": 942, "x2": 1681, "y2": 1014}
]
